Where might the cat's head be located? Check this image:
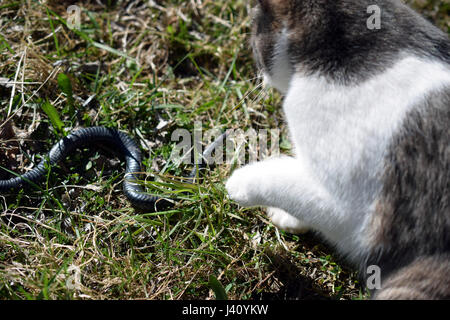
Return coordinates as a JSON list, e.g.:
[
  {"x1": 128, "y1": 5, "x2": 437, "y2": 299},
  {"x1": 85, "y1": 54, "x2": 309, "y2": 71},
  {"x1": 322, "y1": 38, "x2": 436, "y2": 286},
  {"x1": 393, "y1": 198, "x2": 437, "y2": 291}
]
[
  {"x1": 251, "y1": 0, "x2": 330, "y2": 93},
  {"x1": 251, "y1": 0, "x2": 296, "y2": 94},
  {"x1": 250, "y1": 0, "x2": 444, "y2": 86}
]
